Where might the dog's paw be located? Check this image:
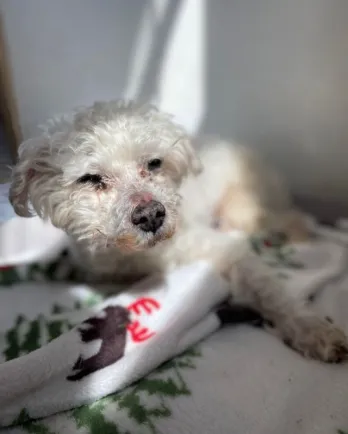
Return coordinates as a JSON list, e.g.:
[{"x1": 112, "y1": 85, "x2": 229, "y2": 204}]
[{"x1": 281, "y1": 315, "x2": 348, "y2": 363}]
